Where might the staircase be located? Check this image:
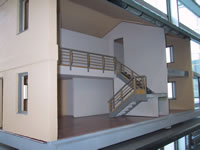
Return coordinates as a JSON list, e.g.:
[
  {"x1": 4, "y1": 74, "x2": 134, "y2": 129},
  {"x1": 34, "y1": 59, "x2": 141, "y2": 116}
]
[
  {"x1": 108, "y1": 61, "x2": 149, "y2": 117},
  {"x1": 59, "y1": 47, "x2": 154, "y2": 117}
]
